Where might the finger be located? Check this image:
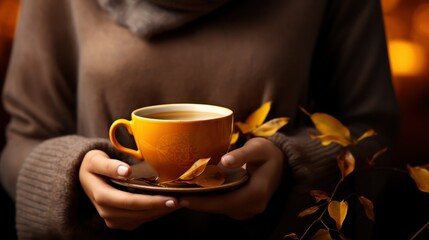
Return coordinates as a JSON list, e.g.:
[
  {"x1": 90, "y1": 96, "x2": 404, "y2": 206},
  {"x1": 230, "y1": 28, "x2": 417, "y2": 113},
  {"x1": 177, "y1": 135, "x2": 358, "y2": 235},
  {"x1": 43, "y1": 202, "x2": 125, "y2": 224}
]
[
  {"x1": 84, "y1": 149, "x2": 132, "y2": 179},
  {"x1": 179, "y1": 171, "x2": 273, "y2": 220},
  {"x1": 85, "y1": 170, "x2": 179, "y2": 211},
  {"x1": 179, "y1": 188, "x2": 264, "y2": 220},
  {"x1": 221, "y1": 137, "x2": 274, "y2": 168},
  {"x1": 100, "y1": 190, "x2": 179, "y2": 211}
]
